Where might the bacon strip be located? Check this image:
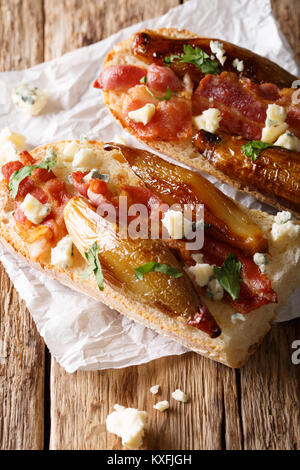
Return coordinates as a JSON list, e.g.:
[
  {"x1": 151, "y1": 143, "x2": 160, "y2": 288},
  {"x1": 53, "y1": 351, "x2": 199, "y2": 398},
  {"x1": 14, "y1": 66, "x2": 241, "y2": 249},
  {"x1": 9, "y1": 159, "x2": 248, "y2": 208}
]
[
  {"x1": 123, "y1": 85, "x2": 192, "y2": 140},
  {"x1": 192, "y1": 72, "x2": 281, "y2": 140},
  {"x1": 94, "y1": 65, "x2": 146, "y2": 91},
  {"x1": 200, "y1": 237, "x2": 277, "y2": 314},
  {"x1": 193, "y1": 72, "x2": 300, "y2": 141}
]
